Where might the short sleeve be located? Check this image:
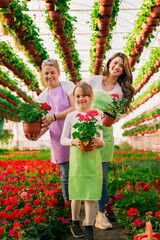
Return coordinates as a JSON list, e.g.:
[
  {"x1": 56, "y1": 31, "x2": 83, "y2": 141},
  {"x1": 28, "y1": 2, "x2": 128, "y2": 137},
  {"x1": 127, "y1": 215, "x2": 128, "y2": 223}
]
[{"x1": 61, "y1": 81, "x2": 75, "y2": 96}]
